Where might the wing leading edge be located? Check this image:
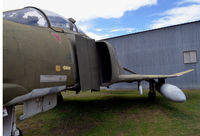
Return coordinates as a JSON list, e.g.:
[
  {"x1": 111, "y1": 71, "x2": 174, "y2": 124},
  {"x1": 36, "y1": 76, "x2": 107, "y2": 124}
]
[{"x1": 118, "y1": 69, "x2": 194, "y2": 82}]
